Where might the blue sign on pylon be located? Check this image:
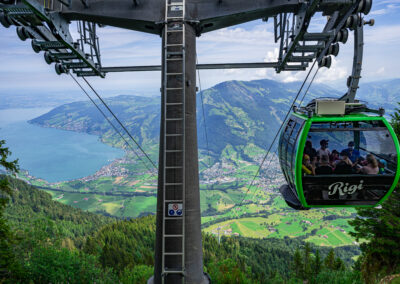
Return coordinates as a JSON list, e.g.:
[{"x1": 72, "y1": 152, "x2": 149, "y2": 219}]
[{"x1": 168, "y1": 203, "x2": 183, "y2": 216}]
